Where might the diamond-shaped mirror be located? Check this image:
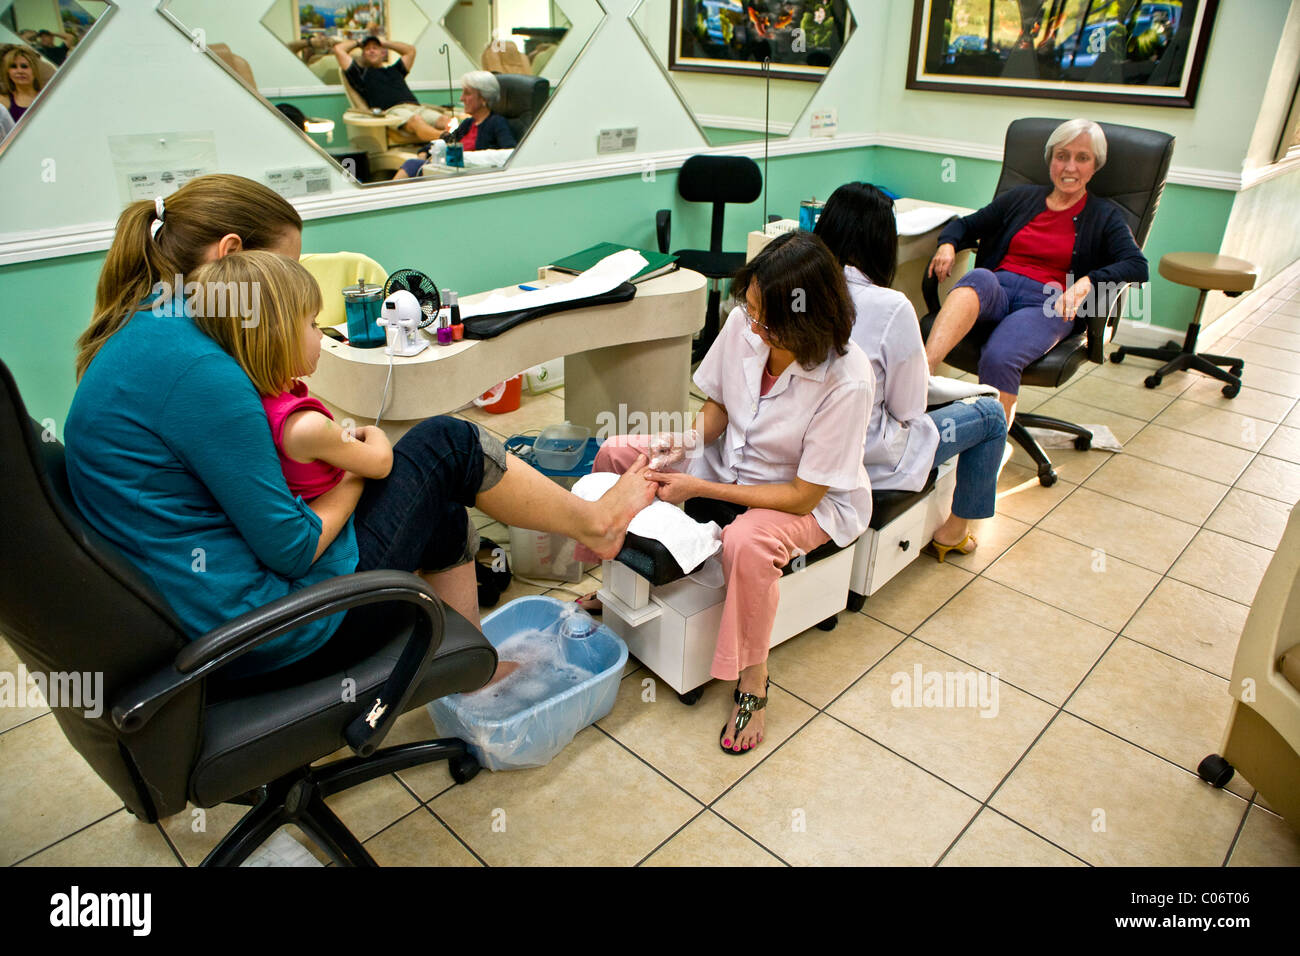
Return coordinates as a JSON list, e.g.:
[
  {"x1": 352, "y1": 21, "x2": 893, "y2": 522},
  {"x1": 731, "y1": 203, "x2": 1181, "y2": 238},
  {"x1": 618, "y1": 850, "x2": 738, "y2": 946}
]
[
  {"x1": 160, "y1": 0, "x2": 600, "y2": 186},
  {"x1": 0, "y1": 0, "x2": 113, "y2": 148},
  {"x1": 442, "y1": 0, "x2": 572, "y2": 84},
  {"x1": 629, "y1": 0, "x2": 853, "y2": 145}
]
